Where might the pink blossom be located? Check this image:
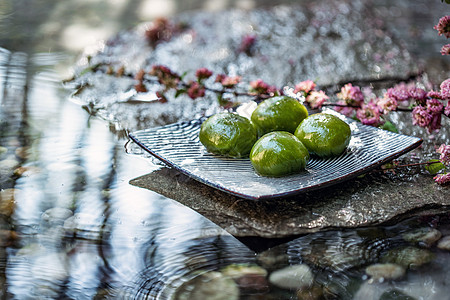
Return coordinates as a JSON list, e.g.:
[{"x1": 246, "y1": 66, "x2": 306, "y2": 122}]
[
  {"x1": 385, "y1": 84, "x2": 410, "y2": 102},
  {"x1": 377, "y1": 95, "x2": 398, "y2": 114},
  {"x1": 412, "y1": 105, "x2": 432, "y2": 127},
  {"x1": 434, "y1": 15, "x2": 450, "y2": 38},
  {"x1": 334, "y1": 100, "x2": 356, "y2": 117},
  {"x1": 215, "y1": 74, "x2": 241, "y2": 88},
  {"x1": 239, "y1": 34, "x2": 257, "y2": 53},
  {"x1": 427, "y1": 90, "x2": 443, "y2": 99},
  {"x1": 426, "y1": 98, "x2": 444, "y2": 113},
  {"x1": 441, "y1": 44, "x2": 450, "y2": 55},
  {"x1": 434, "y1": 173, "x2": 450, "y2": 185},
  {"x1": 150, "y1": 65, "x2": 173, "y2": 77},
  {"x1": 294, "y1": 80, "x2": 316, "y2": 94},
  {"x1": 250, "y1": 79, "x2": 279, "y2": 95},
  {"x1": 306, "y1": 90, "x2": 329, "y2": 109},
  {"x1": 337, "y1": 83, "x2": 364, "y2": 106},
  {"x1": 356, "y1": 101, "x2": 384, "y2": 127},
  {"x1": 149, "y1": 65, "x2": 181, "y2": 88},
  {"x1": 409, "y1": 87, "x2": 427, "y2": 102},
  {"x1": 428, "y1": 113, "x2": 442, "y2": 133},
  {"x1": 195, "y1": 68, "x2": 213, "y2": 80},
  {"x1": 437, "y1": 144, "x2": 450, "y2": 166},
  {"x1": 145, "y1": 17, "x2": 177, "y2": 45},
  {"x1": 215, "y1": 74, "x2": 226, "y2": 83},
  {"x1": 440, "y1": 78, "x2": 450, "y2": 99},
  {"x1": 445, "y1": 102, "x2": 450, "y2": 116},
  {"x1": 187, "y1": 81, "x2": 205, "y2": 99},
  {"x1": 250, "y1": 79, "x2": 269, "y2": 93}
]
